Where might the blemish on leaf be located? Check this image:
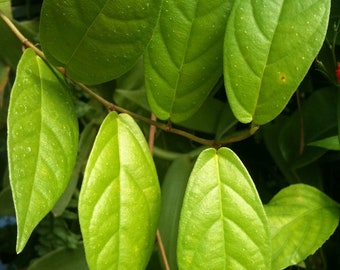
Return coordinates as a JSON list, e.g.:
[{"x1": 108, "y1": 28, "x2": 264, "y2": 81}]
[{"x1": 279, "y1": 73, "x2": 287, "y2": 83}]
